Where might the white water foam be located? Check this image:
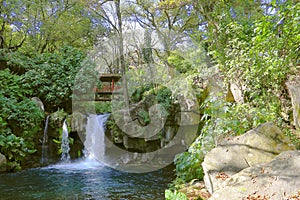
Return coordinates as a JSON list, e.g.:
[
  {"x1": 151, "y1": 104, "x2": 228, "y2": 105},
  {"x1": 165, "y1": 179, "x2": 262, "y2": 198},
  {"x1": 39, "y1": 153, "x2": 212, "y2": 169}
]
[{"x1": 45, "y1": 114, "x2": 110, "y2": 171}]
